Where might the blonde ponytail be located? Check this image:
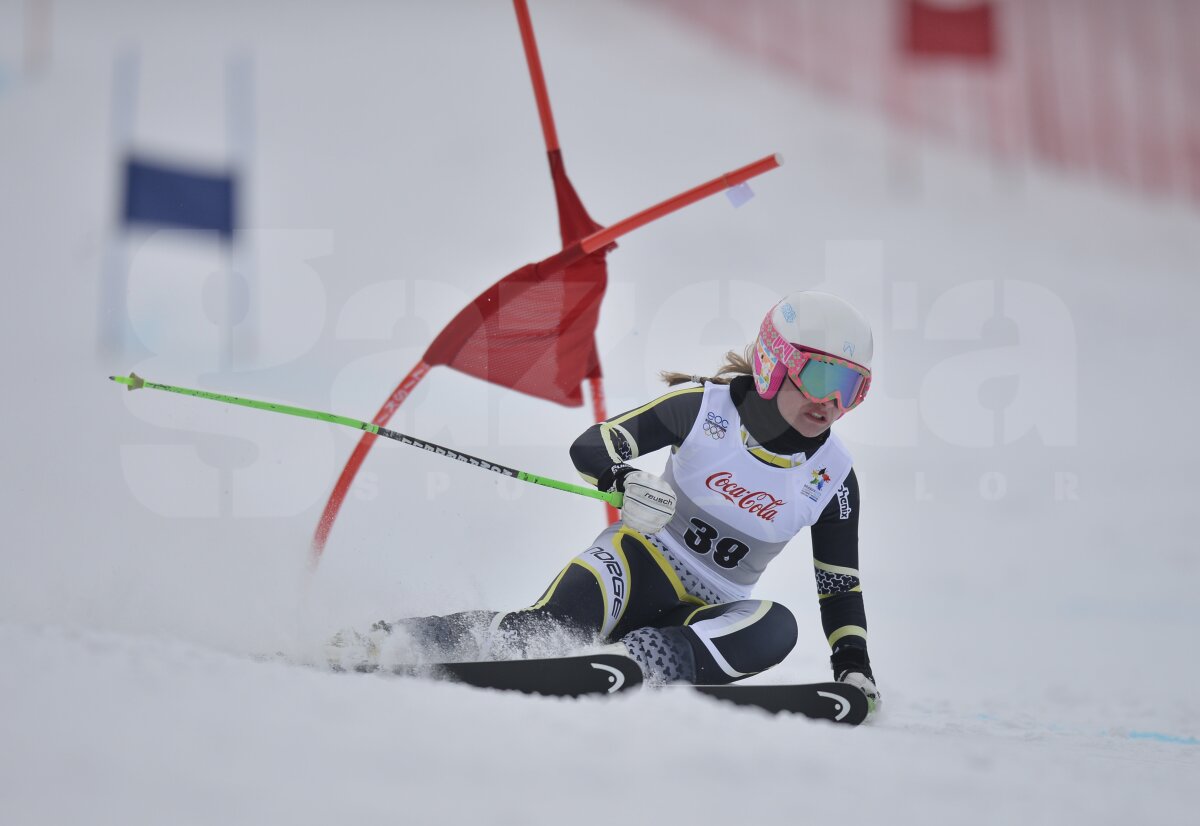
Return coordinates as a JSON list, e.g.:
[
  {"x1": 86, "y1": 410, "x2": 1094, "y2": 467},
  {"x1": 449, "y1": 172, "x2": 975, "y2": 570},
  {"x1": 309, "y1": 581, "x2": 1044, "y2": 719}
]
[{"x1": 660, "y1": 344, "x2": 756, "y2": 387}]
